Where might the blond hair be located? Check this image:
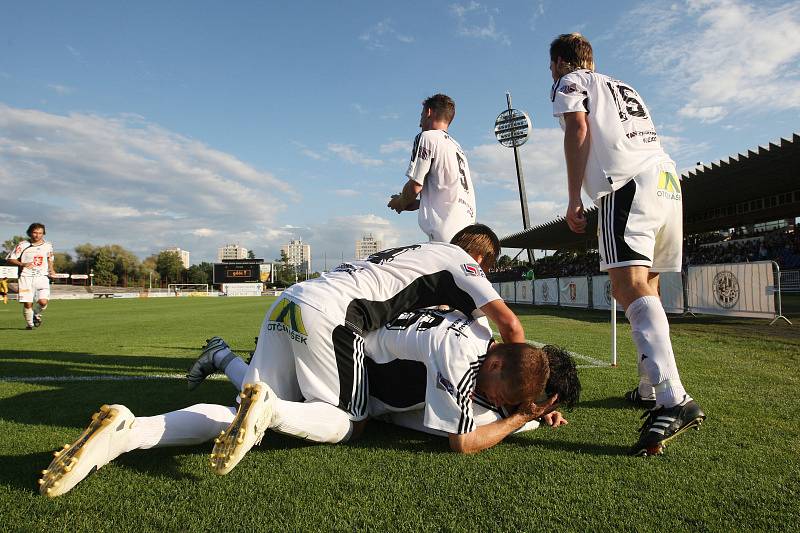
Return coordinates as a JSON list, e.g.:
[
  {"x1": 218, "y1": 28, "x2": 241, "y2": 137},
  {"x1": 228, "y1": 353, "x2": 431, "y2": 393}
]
[{"x1": 549, "y1": 33, "x2": 595, "y2": 76}]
